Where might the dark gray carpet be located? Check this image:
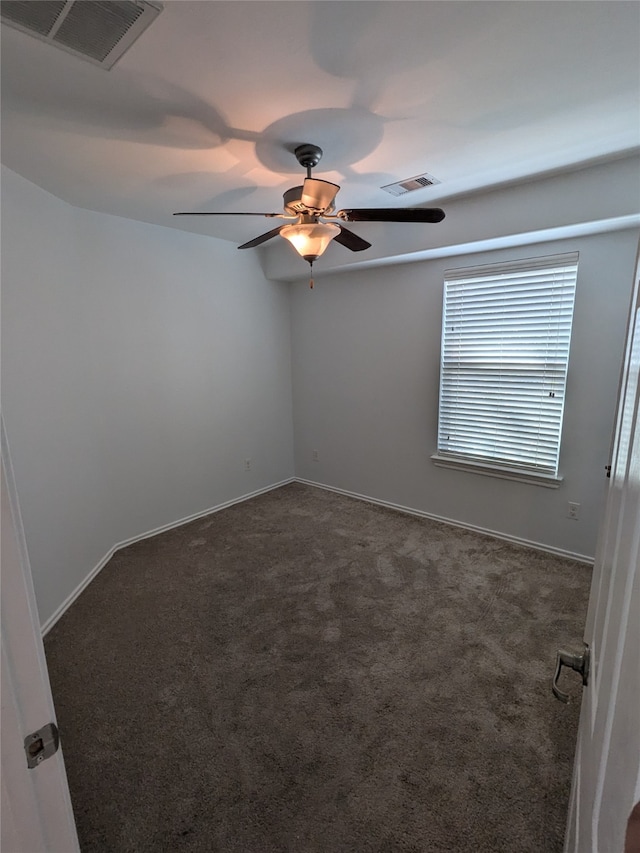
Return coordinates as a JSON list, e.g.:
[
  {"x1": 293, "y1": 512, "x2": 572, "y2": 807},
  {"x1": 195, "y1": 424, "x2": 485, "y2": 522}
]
[{"x1": 44, "y1": 483, "x2": 591, "y2": 852}]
